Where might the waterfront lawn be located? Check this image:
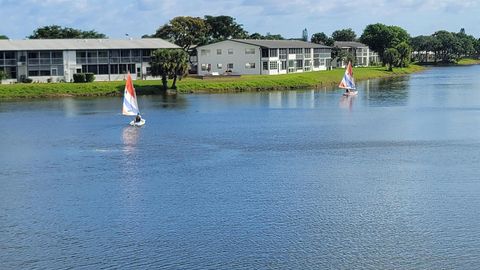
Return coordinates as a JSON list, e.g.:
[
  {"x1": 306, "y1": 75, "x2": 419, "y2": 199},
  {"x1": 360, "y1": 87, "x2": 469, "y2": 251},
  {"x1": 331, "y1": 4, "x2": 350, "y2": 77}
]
[
  {"x1": 0, "y1": 65, "x2": 425, "y2": 99},
  {"x1": 457, "y1": 58, "x2": 480, "y2": 65}
]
